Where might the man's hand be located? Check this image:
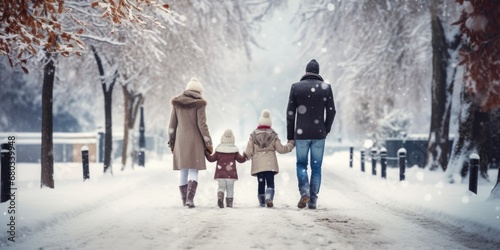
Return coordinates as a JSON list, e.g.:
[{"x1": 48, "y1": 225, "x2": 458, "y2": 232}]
[{"x1": 288, "y1": 140, "x2": 295, "y2": 146}]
